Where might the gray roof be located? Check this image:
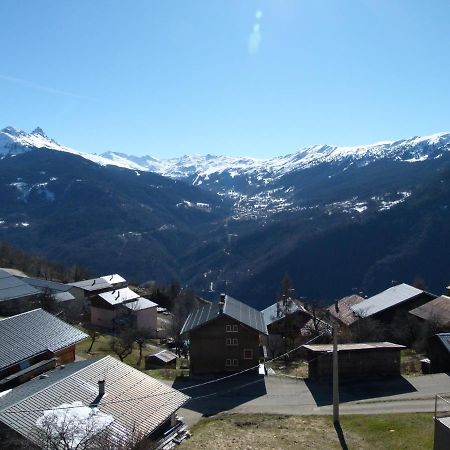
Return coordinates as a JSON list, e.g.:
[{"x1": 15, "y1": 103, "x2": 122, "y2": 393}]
[
  {"x1": 21, "y1": 277, "x2": 75, "y2": 302},
  {"x1": 148, "y1": 350, "x2": 177, "y2": 363},
  {"x1": 0, "y1": 309, "x2": 88, "y2": 372},
  {"x1": 351, "y1": 283, "x2": 433, "y2": 318},
  {"x1": 303, "y1": 342, "x2": 406, "y2": 352},
  {"x1": 435, "y1": 333, "x2": 450, "y2": 354},
  {"x1": 99, "y1": 287, "x2": 140, "y2": 306},
  {"x1": 69, "y1": 277, "x2": 113, "y2": 292},
  {"x1": 409, "y1": 296, "x2": 450, "y2": 326},
  {"x1": 0, "y1": 356, "x2": 190, "y2": 446},
  {"x1": 0, "y1": 269, "x2": 40, "y2": 303},
  {"x1": 261, "y1": 299, "x2": 304, "y2": 326},
  {"x1": 123, "y1": 297, "x2": 158, "y2": 311},
  {"x1": 181, "y1": 294, "x2": 268, "y2": 335}
]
